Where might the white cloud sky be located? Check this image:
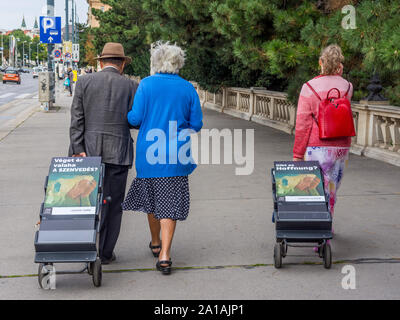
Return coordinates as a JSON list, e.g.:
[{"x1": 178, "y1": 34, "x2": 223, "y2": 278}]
[{"x1": 0, "y1": 0, "x2": 89, "y2": 31}]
